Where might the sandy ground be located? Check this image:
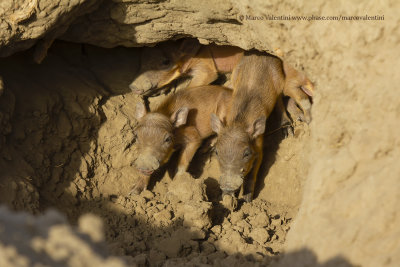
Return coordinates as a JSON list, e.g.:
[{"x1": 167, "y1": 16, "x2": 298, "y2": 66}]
[
  {"x1": 1, "y1": 1, "x2": 400, "y2": 266},
  {"x1": 0, "y1": 41, "x2": 309, "y2": 266}
]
